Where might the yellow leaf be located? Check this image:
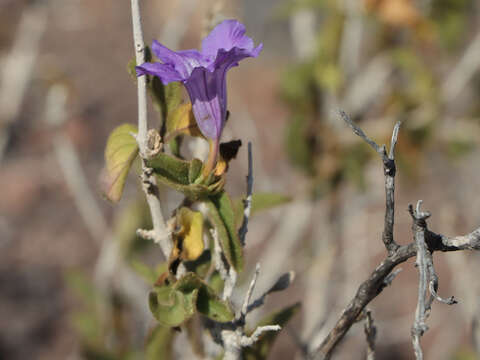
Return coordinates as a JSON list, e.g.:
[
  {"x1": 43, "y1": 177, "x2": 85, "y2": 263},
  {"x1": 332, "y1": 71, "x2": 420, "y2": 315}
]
[
  {"x1": 177, "y1": 207, "x2": 204, "y2": 261},
  {"x1": 166, "y1": 103, "x2": 203, "y2": 138}
]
